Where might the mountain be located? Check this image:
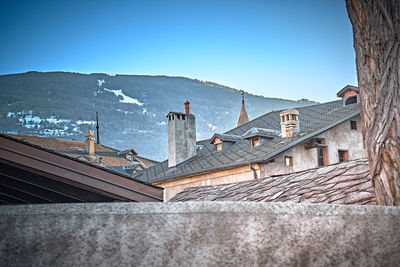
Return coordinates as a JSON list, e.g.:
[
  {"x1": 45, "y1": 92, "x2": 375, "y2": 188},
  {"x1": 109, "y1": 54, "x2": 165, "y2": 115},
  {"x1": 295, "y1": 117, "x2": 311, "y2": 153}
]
[{"x1": 0, "y1": 71, "x2": 316, "y2": 160}]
